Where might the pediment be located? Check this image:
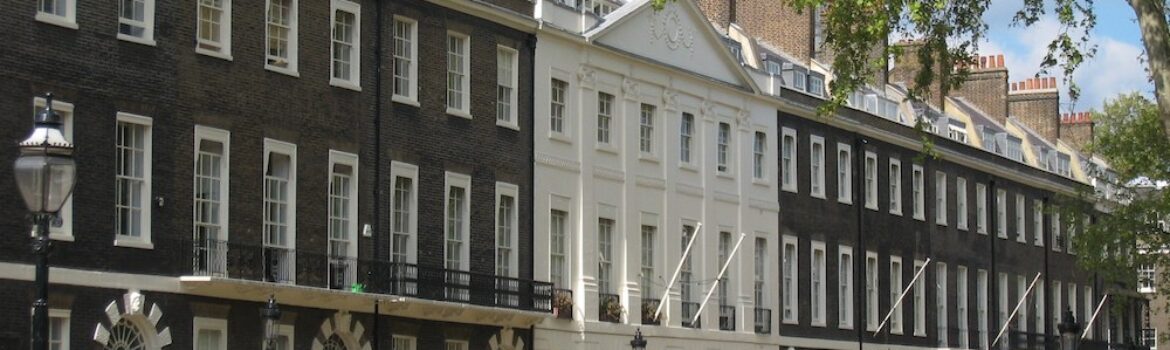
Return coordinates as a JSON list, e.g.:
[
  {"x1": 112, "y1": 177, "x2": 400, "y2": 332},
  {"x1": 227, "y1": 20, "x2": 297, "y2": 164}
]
[{"x1": 587, "y1": 0, "x2": 755, "y2": 90}]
